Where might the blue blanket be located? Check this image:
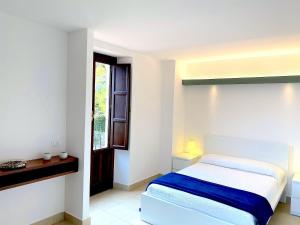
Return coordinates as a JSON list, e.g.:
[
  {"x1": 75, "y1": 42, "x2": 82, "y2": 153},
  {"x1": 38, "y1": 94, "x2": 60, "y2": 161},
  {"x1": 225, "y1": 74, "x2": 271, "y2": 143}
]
[{"x1": 147, "y1": 173, "x2": 273, "y2": 225}]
